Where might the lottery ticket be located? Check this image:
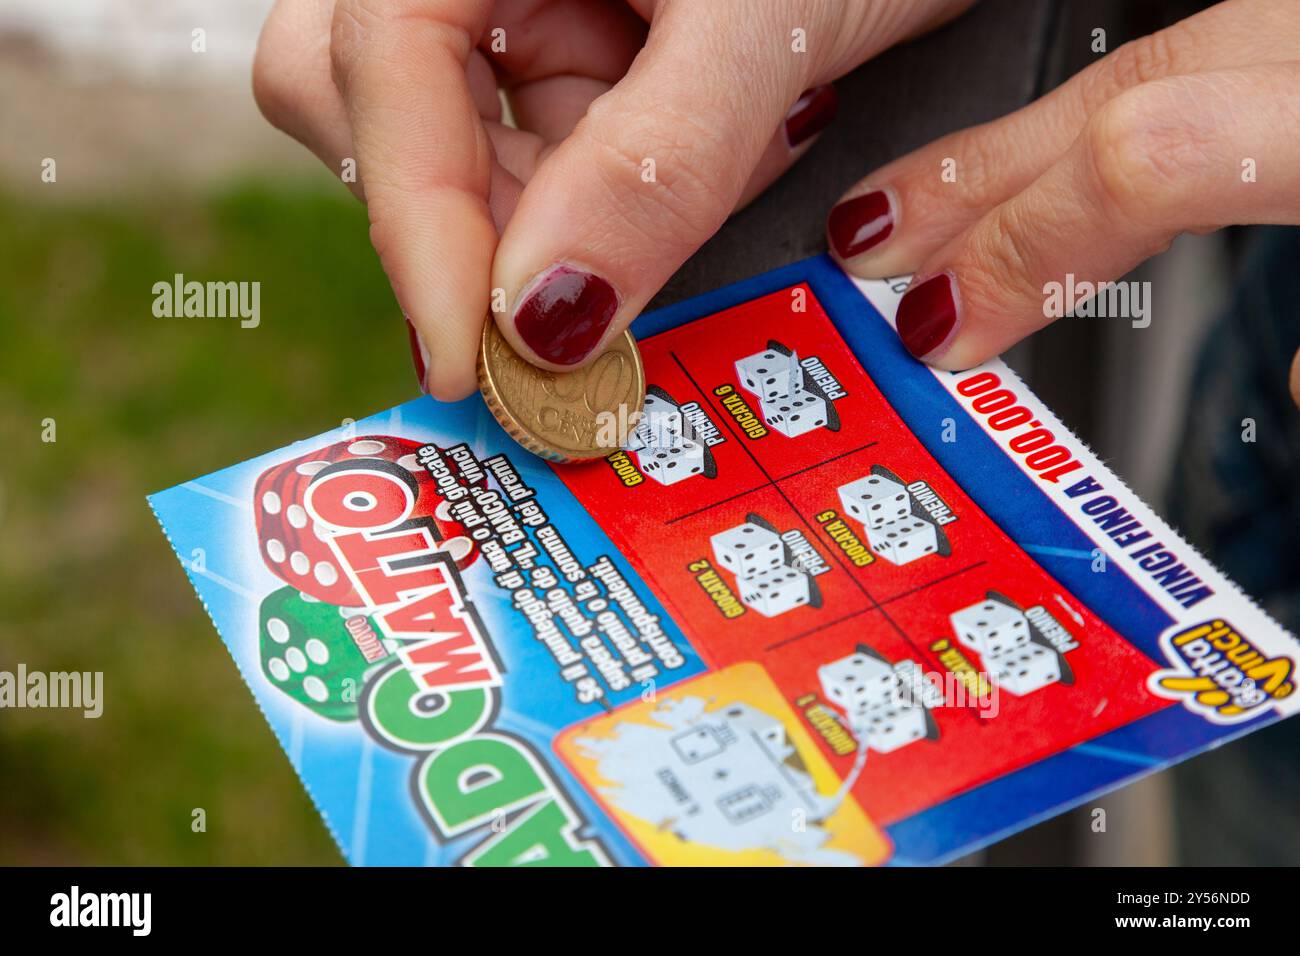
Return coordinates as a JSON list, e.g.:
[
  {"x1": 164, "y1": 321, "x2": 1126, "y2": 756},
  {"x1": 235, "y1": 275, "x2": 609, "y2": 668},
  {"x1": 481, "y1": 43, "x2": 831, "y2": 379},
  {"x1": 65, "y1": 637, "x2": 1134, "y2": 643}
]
[{"x1": 150, "y1": 256, "x2": 1297, "y2": 866}]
